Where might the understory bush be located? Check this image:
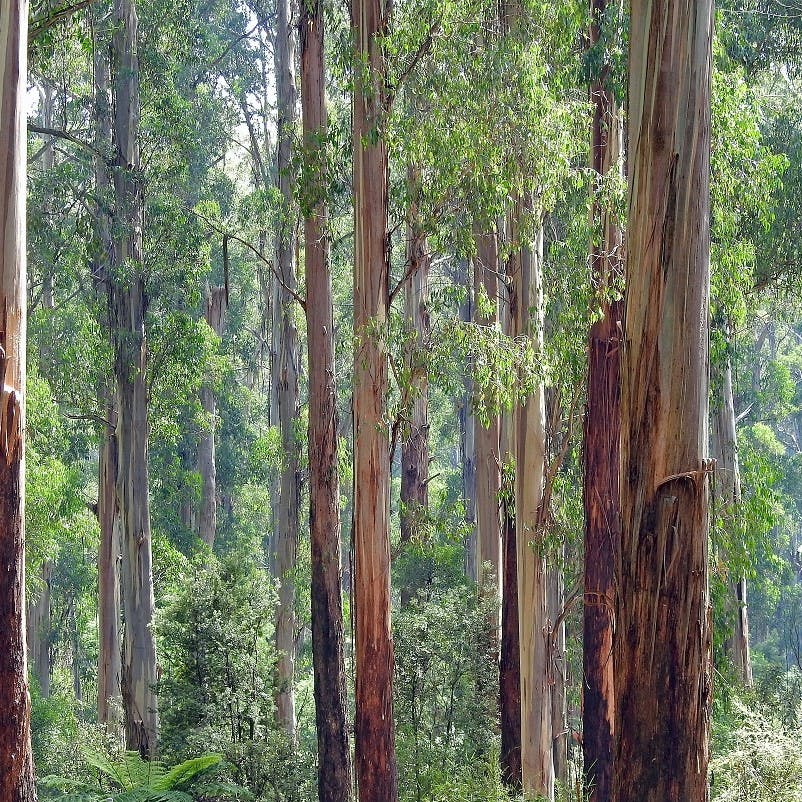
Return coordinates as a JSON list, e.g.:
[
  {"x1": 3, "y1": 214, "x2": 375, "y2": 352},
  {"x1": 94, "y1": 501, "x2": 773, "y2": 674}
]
[{"x1": 712, "y1": 669, "x2": 802, "y2": 801}]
